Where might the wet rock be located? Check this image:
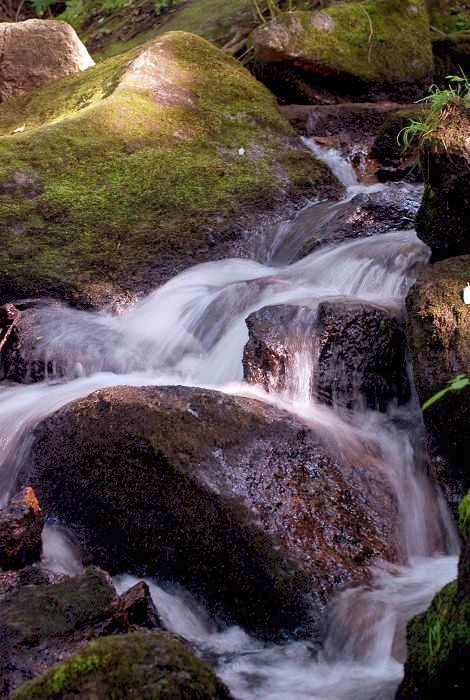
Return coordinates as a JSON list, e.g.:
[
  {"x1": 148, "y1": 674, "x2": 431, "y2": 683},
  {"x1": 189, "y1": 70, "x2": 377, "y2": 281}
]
[
  {"x1": 0, "y1": 566, "x2": 122, "y2": 695},
  {"x1": 243, "y1": 302, "x2": 410, "y2": 412},
  {"x1": 0, "y1": 31, "x2": 340, "y2": 309},
  {"x1": 316, "y1": 302, "x2": 411, "y2": 411},
  {"x1": 370, "y1": 105, "x2": 427, "y2": 182},
  {"x1": 406, "y1": 255, "x2": 469, "y2": 489},
  {"x1": 0, "y1": 566, "x2": 66, "y2": 600},
  {"x1": 25, "y1": 385, "x2": 398, "y2": 640},
  {"x1": 253, "y1": 1, "x2": 433, "y2": 103},
  {"x1": 0, "y1": 488, "x2": 44, "y2": 570},
  {"x1": 9, "y1": 631, "x2": 232, "y2": 700},
  {"x1": 0, "y1": 19, "x2": 94, "y2": 103},
  {"x1": 397, "y1": 495, "x2": 470, "y2": 698},
  {"x1": 119, "y1": 581, "x2": 162, "y2": 630},
  {"x1": 296, "y1": 185, "x2": 421, "y2": 258},
  {"x1": 415, "y1": 102, "x2": 470, "y2": 260}
]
